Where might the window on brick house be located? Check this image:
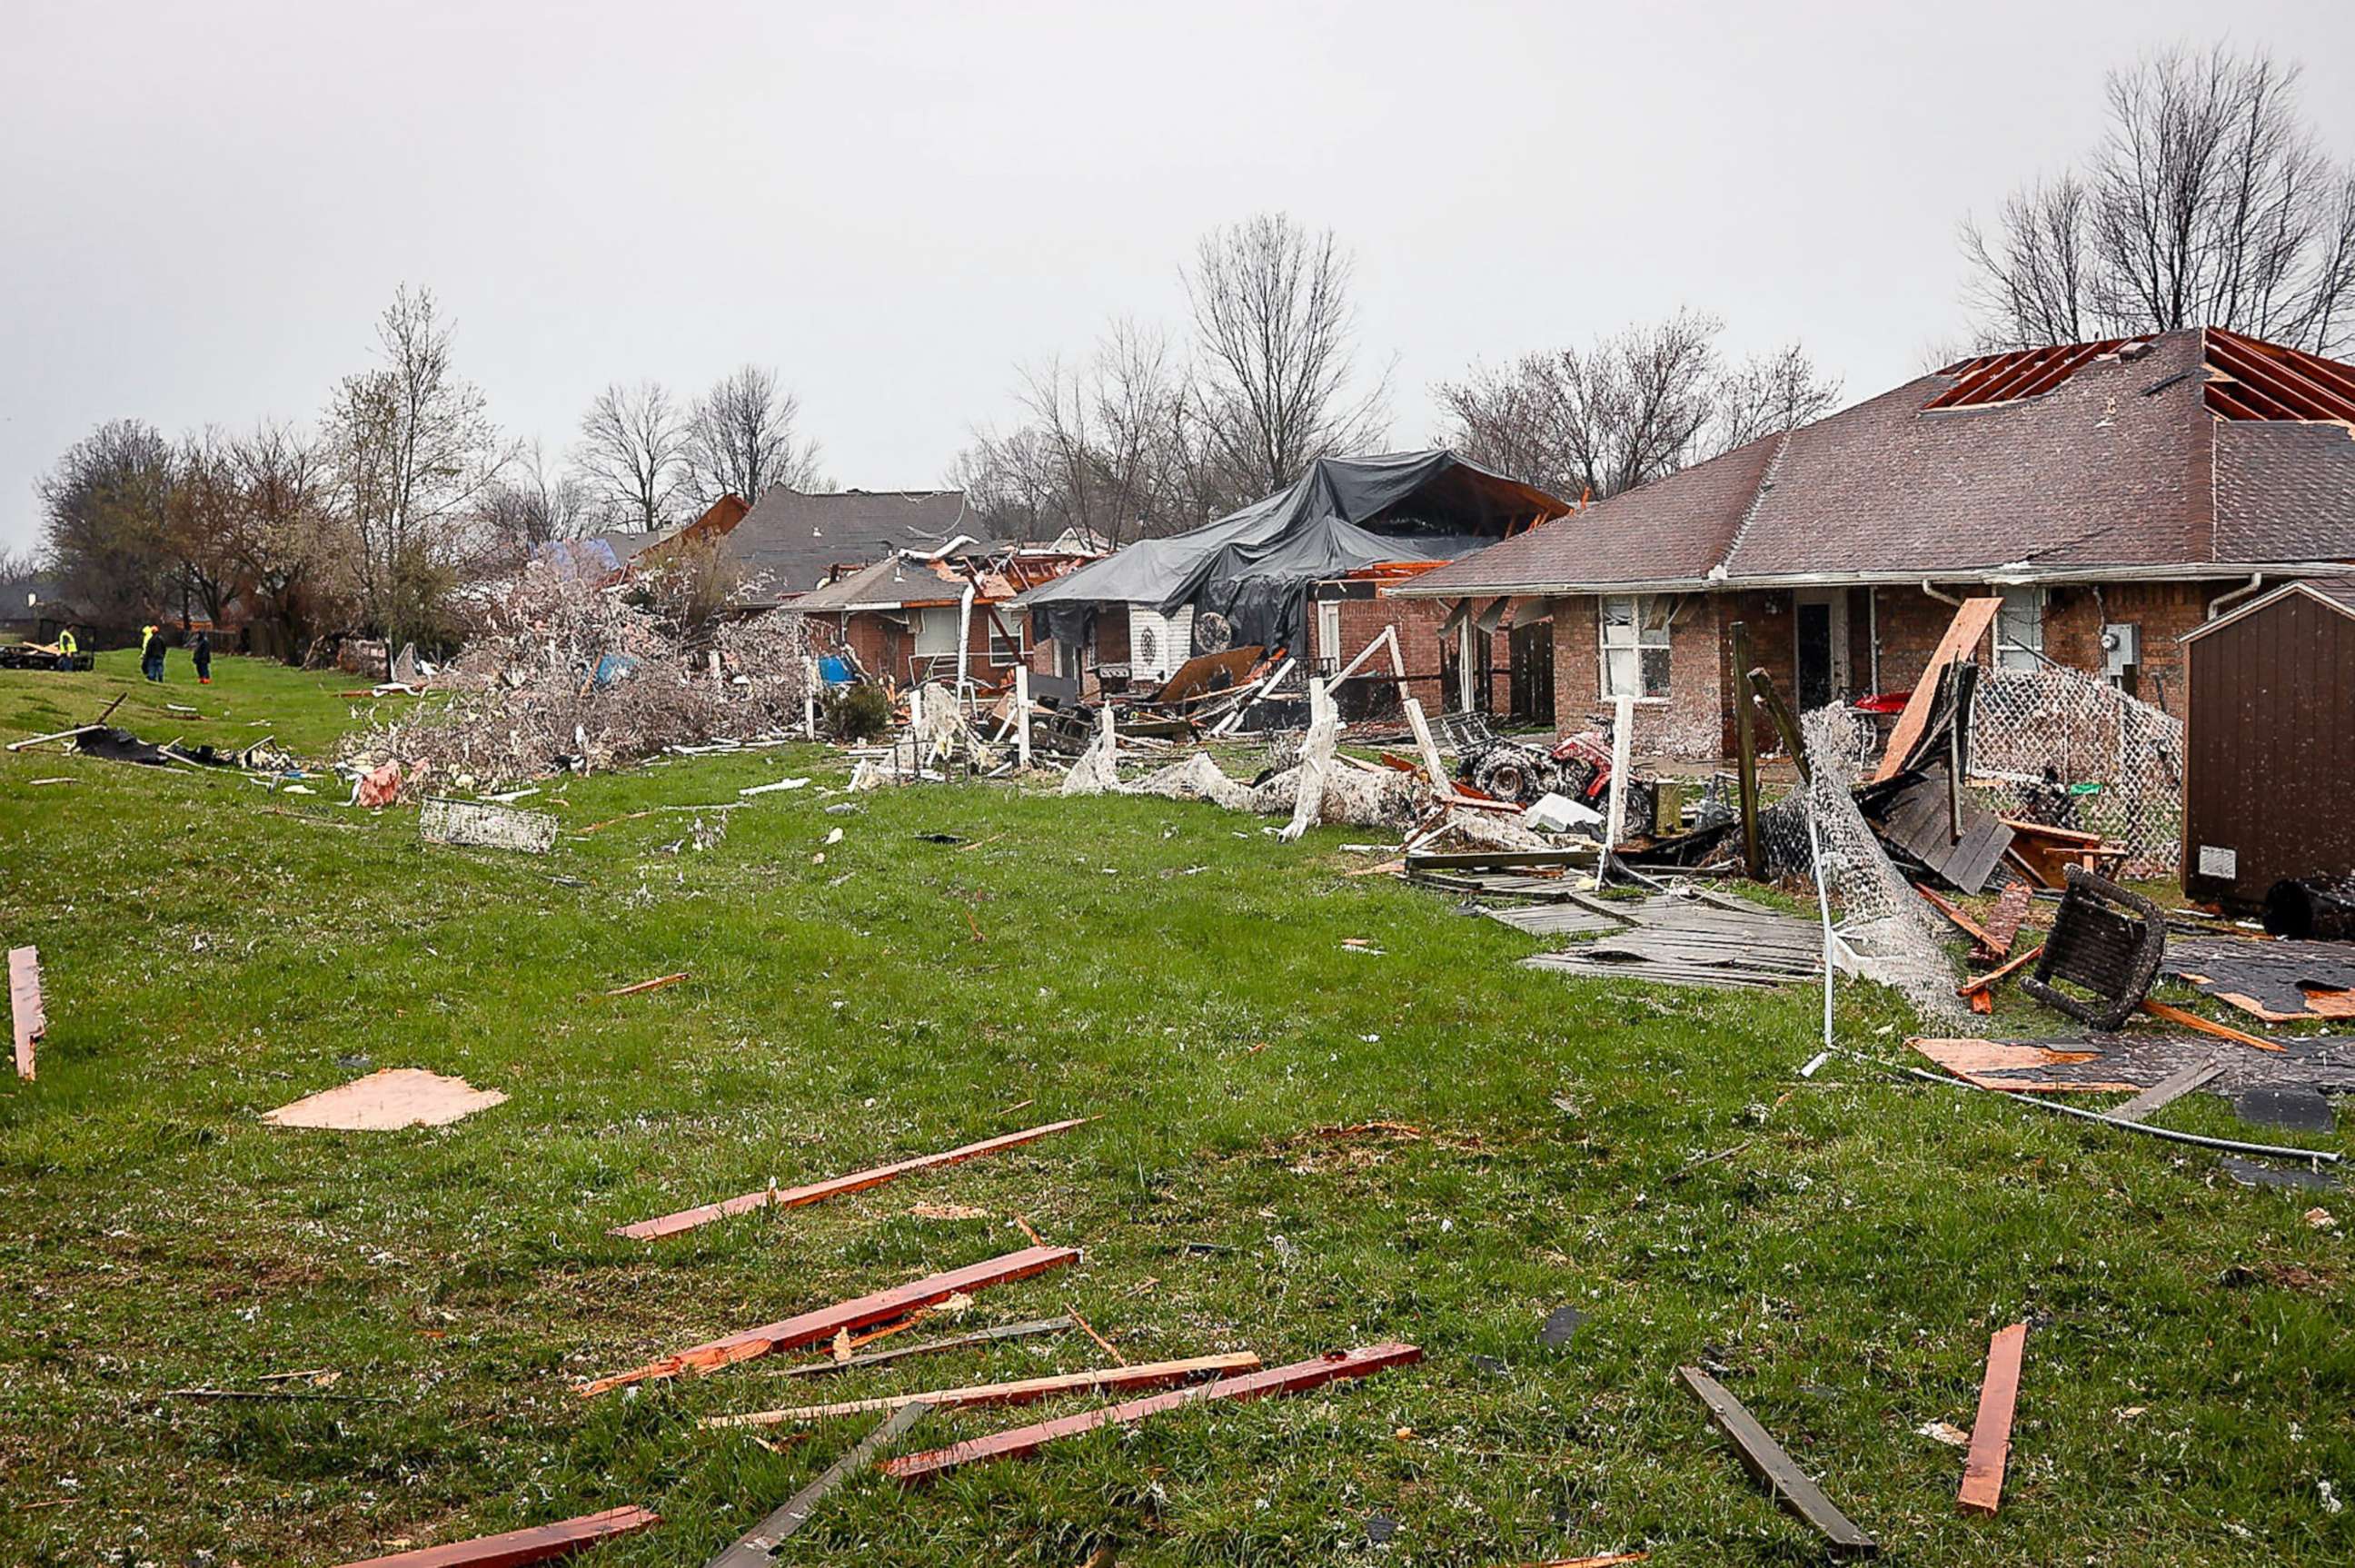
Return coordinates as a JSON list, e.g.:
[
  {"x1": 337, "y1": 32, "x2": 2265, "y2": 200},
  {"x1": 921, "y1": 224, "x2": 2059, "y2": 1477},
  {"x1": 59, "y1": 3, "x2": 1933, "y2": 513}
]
[
  {"x1": 988, "y1": 611, "x2": 1026, "y2": 666},
  {"x1": 911, "y1": 606, "x2": 960, "y2": 658},
  {"x1": 1994, "y1": 587, "x2": 2045, "y2": 671},
  {"x1": 1599, "y1": 594, "x2": 1671, "y2": 699}
]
